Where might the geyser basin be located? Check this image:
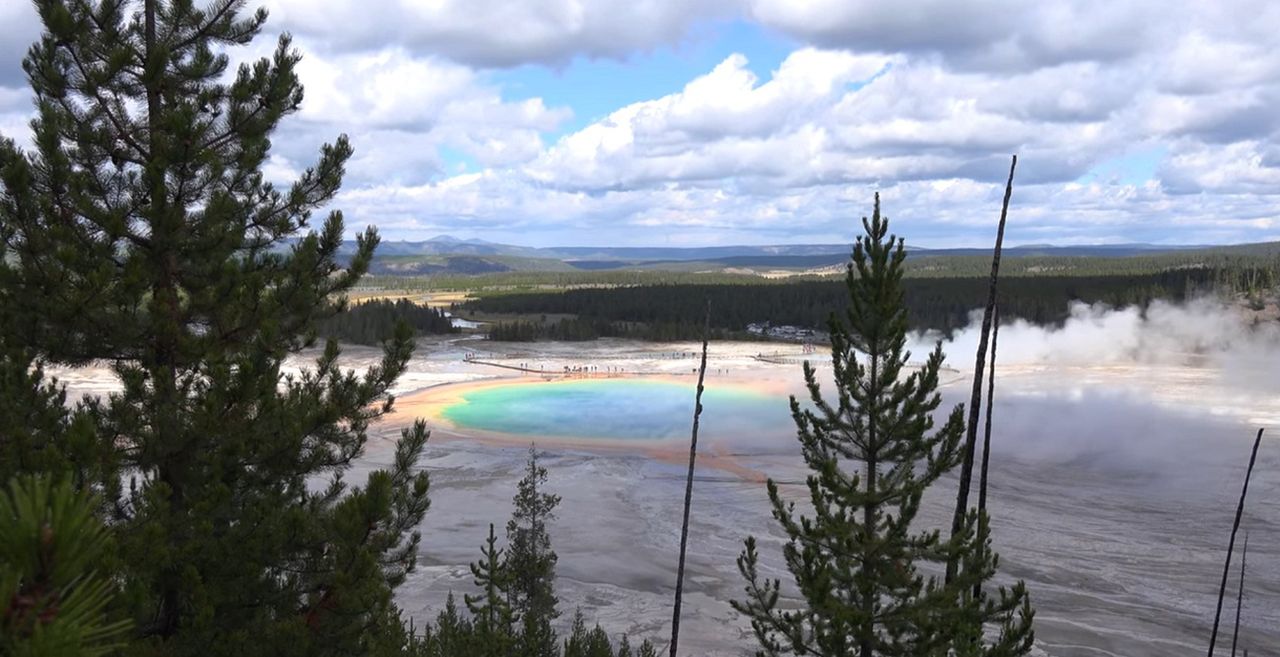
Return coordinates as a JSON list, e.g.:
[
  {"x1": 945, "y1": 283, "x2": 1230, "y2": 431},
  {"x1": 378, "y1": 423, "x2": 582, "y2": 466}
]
[{"x1": 439, "y1": 378, "x2": 791, "y2": 443}]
